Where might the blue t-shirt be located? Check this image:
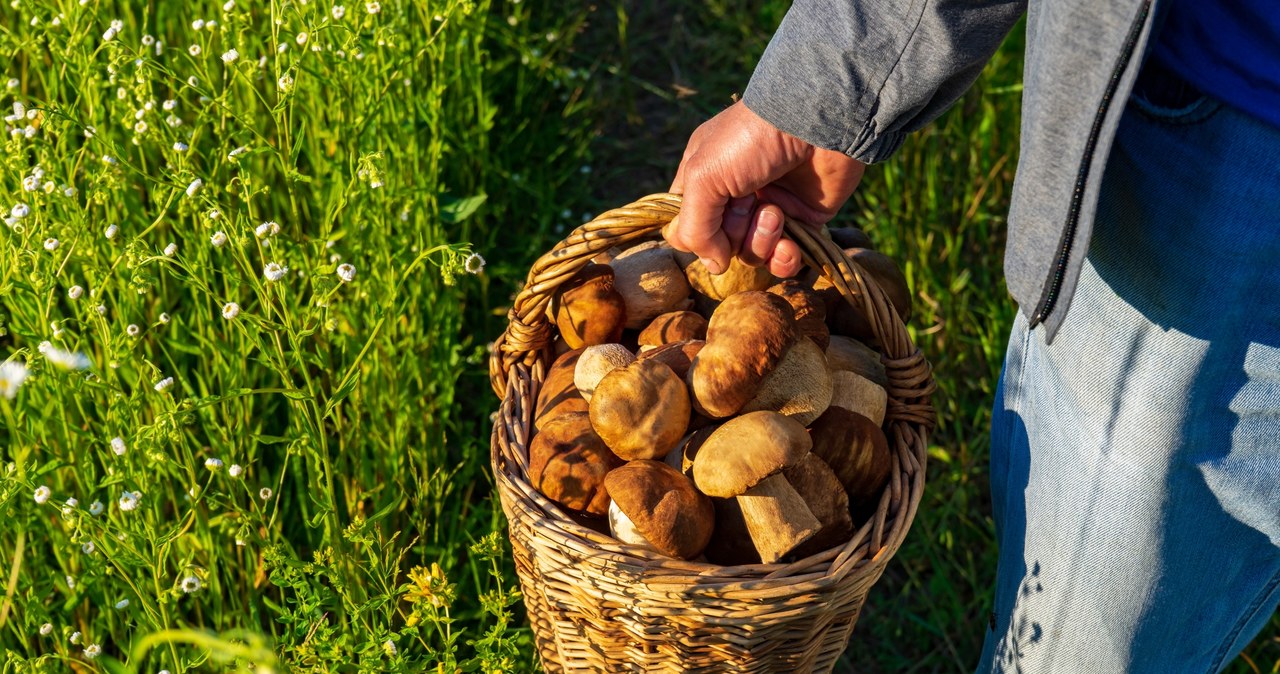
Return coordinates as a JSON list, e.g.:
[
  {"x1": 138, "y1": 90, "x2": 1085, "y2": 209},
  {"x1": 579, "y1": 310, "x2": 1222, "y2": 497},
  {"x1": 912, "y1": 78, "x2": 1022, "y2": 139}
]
[{"x1": 1150, "y1": 0, "x2": 1280, "y2": 129}]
